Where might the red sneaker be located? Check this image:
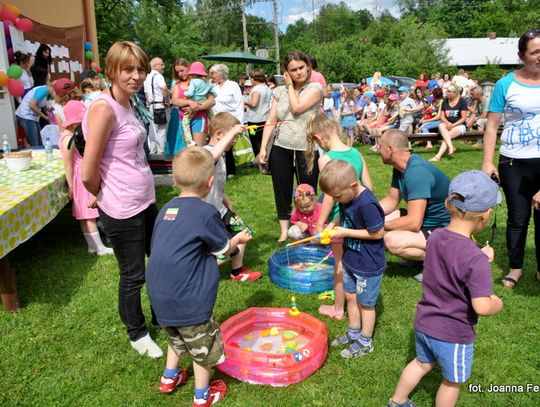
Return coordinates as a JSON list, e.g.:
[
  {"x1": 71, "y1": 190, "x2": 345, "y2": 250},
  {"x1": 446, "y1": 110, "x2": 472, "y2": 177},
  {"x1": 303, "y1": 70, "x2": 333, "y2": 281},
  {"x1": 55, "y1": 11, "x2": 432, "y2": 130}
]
[
  {"x1": 159, "y1": 369, "x2": 188, "y2": 394},
  {"x1": 192, "y1": 380, "x2": 227, "y2": 406},
  {"x1": 230, "y1": 267, "x2": 262, "y2": 282}
]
